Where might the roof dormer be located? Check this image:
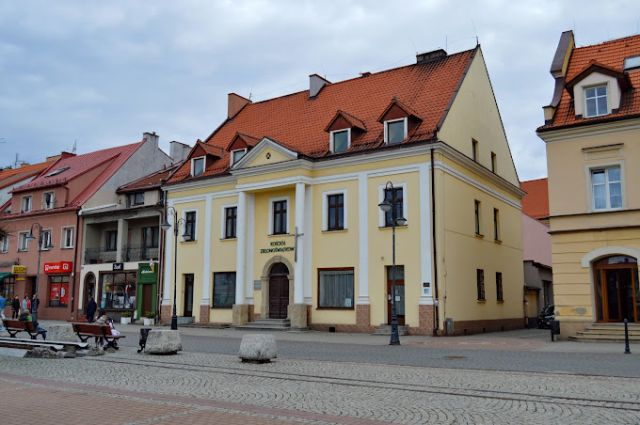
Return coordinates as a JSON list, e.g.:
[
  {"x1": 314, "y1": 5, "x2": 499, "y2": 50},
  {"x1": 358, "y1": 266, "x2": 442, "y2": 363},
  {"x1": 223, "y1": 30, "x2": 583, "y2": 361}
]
[
  {"x1": 188, "y1": 140, "x2": 223, "y2": 177},
  {"x1": 227, "y1": 132, "x2": 260, "y2": 166},
  {"x1": 566, "y1": 61, "x2": 631, "y2": 118},
  {"x1": 377, "y1": 97, "x2": 422, "y2": 145},
  {"x1": 324, "y1": 110, "x2": 366, "y2": 154}
]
